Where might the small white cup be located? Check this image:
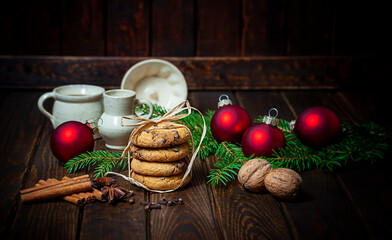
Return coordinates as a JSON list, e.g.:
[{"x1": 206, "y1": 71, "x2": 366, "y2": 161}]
[{"x1": 98, "y1": 89, "x2": 154, "y2": 150}]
